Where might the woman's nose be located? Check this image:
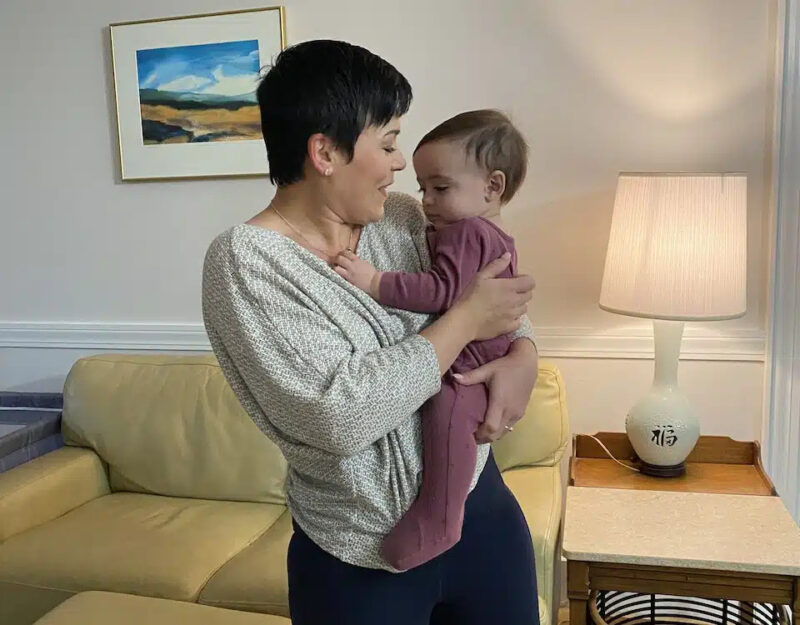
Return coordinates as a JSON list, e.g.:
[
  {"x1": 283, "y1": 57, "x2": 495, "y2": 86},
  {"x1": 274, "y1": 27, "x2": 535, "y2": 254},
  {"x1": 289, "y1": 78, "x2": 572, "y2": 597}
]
[{"x1": 392, "y1": 150, "x2": 407, "y2": 171}]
